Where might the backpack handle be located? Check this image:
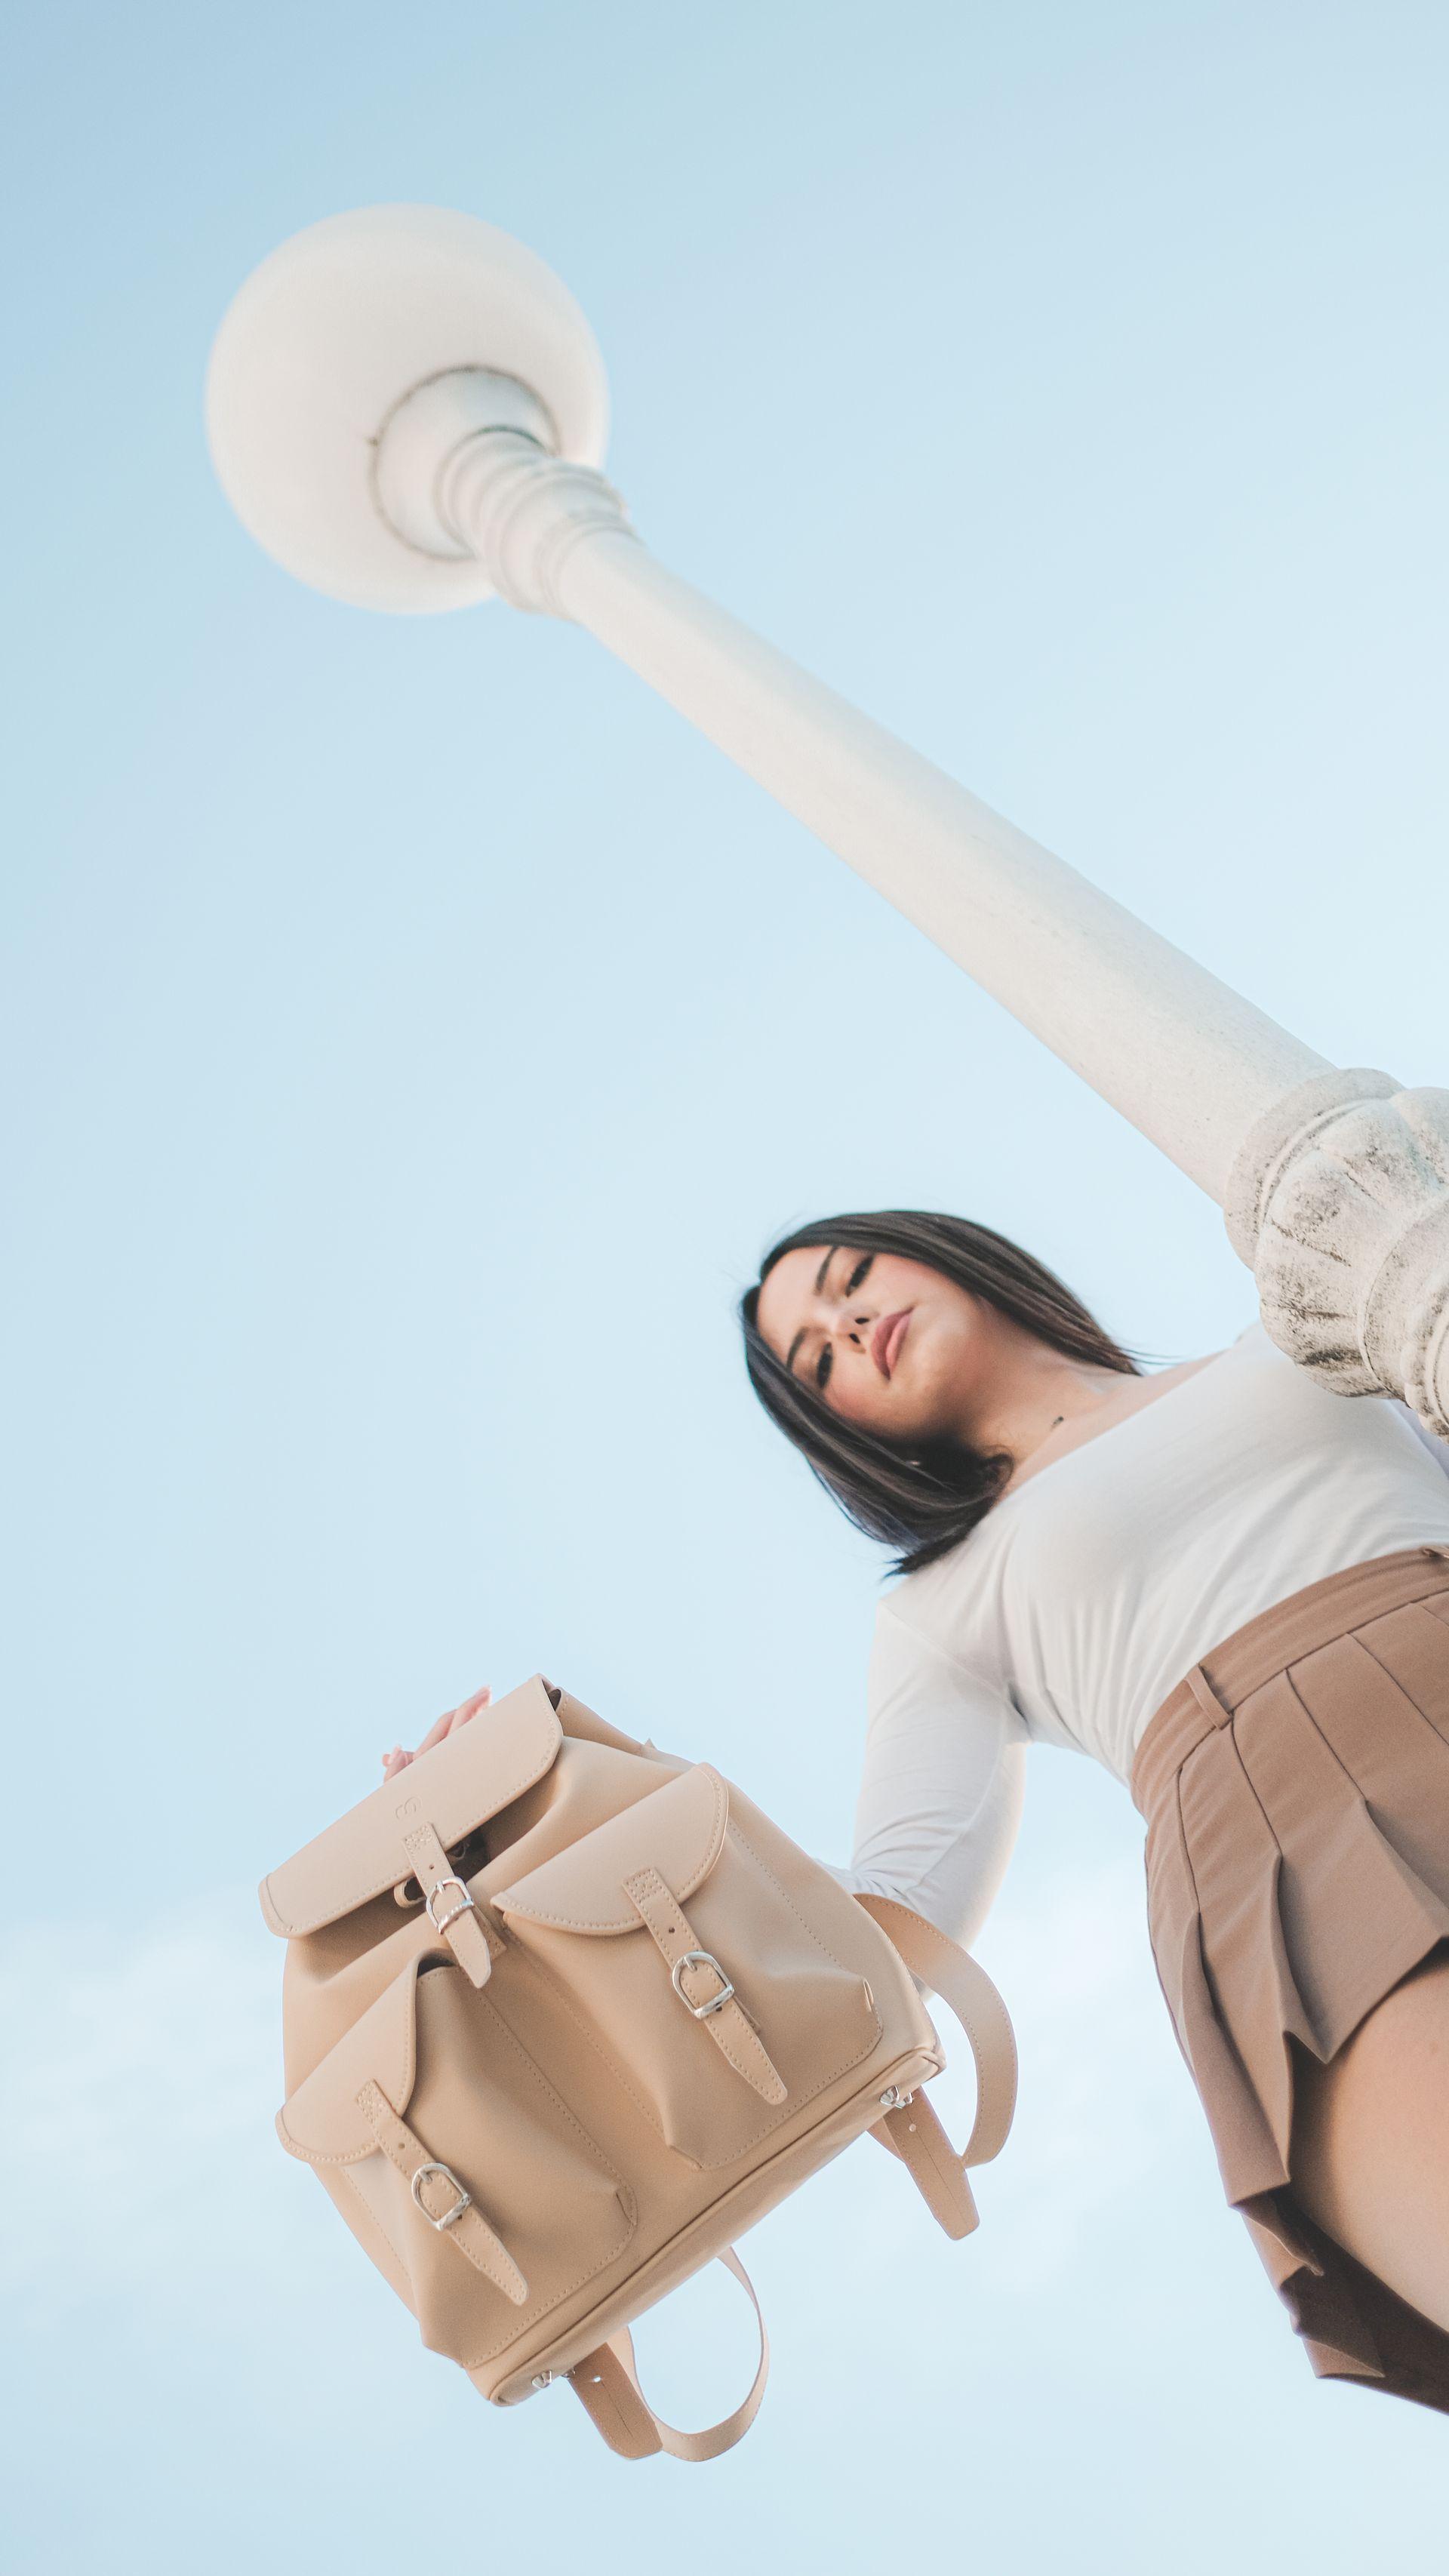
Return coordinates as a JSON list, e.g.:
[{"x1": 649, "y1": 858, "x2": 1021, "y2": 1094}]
[
  {"x1": 854, "y1": 1893, "x2": 1018, "y2": 2239},
  {"x1": 568, "y1": 2246, "x2": 768, "y2": 2461}
]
